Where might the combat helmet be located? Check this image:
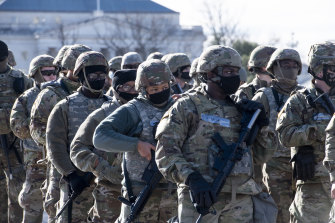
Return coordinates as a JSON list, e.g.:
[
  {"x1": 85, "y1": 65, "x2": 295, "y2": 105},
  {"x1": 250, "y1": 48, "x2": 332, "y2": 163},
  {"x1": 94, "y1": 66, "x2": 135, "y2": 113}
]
[
  {"x1": 108, "y1": 56, "x2": 122, "y2": 71},
  {"x1": 248, "y1": 46, "x2": 277, "y2": 72},
  {"x1": 73, "y1": 51, "x2": 108, "y2": 77},
  {"x1": 308, "y1": 41, "x2": 335, "y2": 75},
  {"x1": 266, "y1": 48, "x2": 302, "y2": 75},
  {"x1": 146, "y1": 52, "x2": 163, "y2": 60},
  {"x1": 164, "y1": 53, "x2": 191, "y2": 74},
  {"x1": 29, "y1": 54, "x2": 55, "y2": 77},
  {"x1": 53, "y1": 45, "x2": 71, "y2": 67},
  {"x1": 61, "y1": 44, "x2": 91, "y2": 71},
  {"x1": 121, "y1": 52, "x2": 143, "y2": 69},
  {"x1": 197, "y1": 45, "x2": 242, "y2": 73},
  {"x1": 189, "y1": 57, "x2": 199, "y2": 78},
  {"x1": 135, "y1": 59, "x2": 171, "y2": 91}
]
